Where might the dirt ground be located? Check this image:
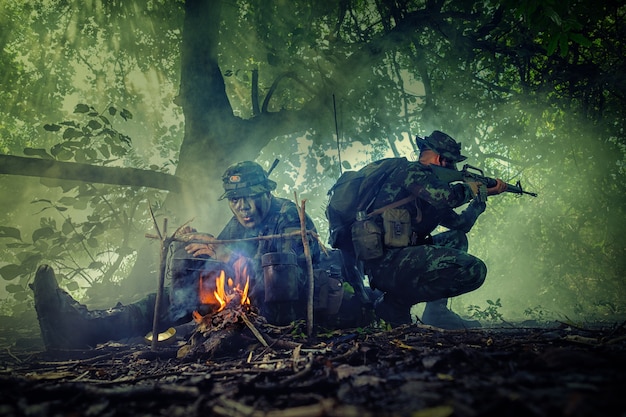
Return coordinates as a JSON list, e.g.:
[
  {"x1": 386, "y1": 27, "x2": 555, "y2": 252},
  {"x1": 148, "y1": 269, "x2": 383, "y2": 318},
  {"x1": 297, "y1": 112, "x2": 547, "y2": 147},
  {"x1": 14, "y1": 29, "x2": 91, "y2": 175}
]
[{"x1": 0, "y1": 320, "x2": 625, "y2": 417}]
